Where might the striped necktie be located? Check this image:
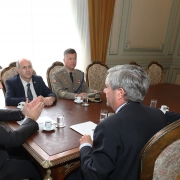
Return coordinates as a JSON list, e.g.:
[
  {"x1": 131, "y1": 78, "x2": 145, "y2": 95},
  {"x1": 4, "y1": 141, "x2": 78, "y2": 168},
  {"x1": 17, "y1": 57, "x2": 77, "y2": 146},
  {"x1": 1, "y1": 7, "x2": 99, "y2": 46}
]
[{"x1": 27, "y1": 83, "x2": 33, "y2": 102}]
